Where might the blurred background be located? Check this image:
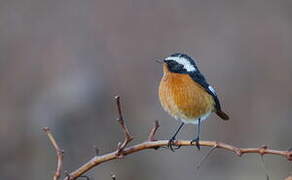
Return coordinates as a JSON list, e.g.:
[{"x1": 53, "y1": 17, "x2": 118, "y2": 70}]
[{"x1": 1, "y1": 0, "x2": 292, "y2": 179}]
